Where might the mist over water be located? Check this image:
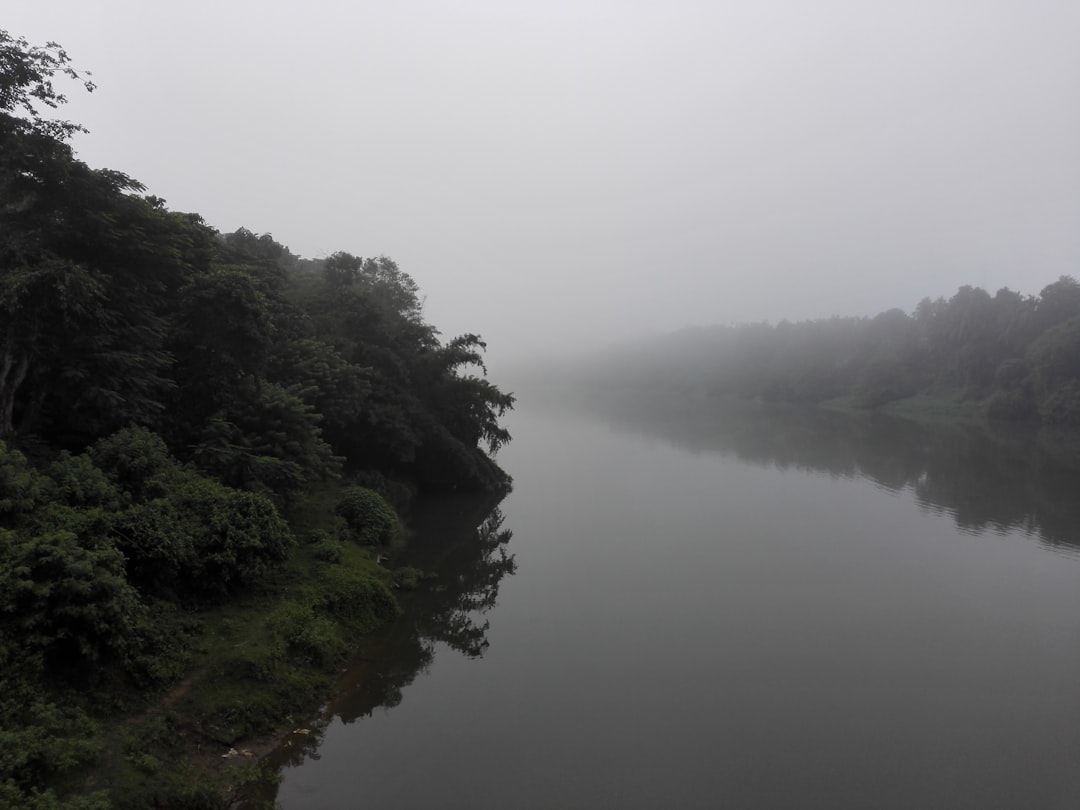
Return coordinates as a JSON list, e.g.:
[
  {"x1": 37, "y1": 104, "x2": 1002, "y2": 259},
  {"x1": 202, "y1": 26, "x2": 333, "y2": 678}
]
[
  {"x1": 4, "y1": 5, "x2": 1080, "y2": 806},
  {"x1": 273, "y1": 393, "x2": 1080, "y2": 809}
]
